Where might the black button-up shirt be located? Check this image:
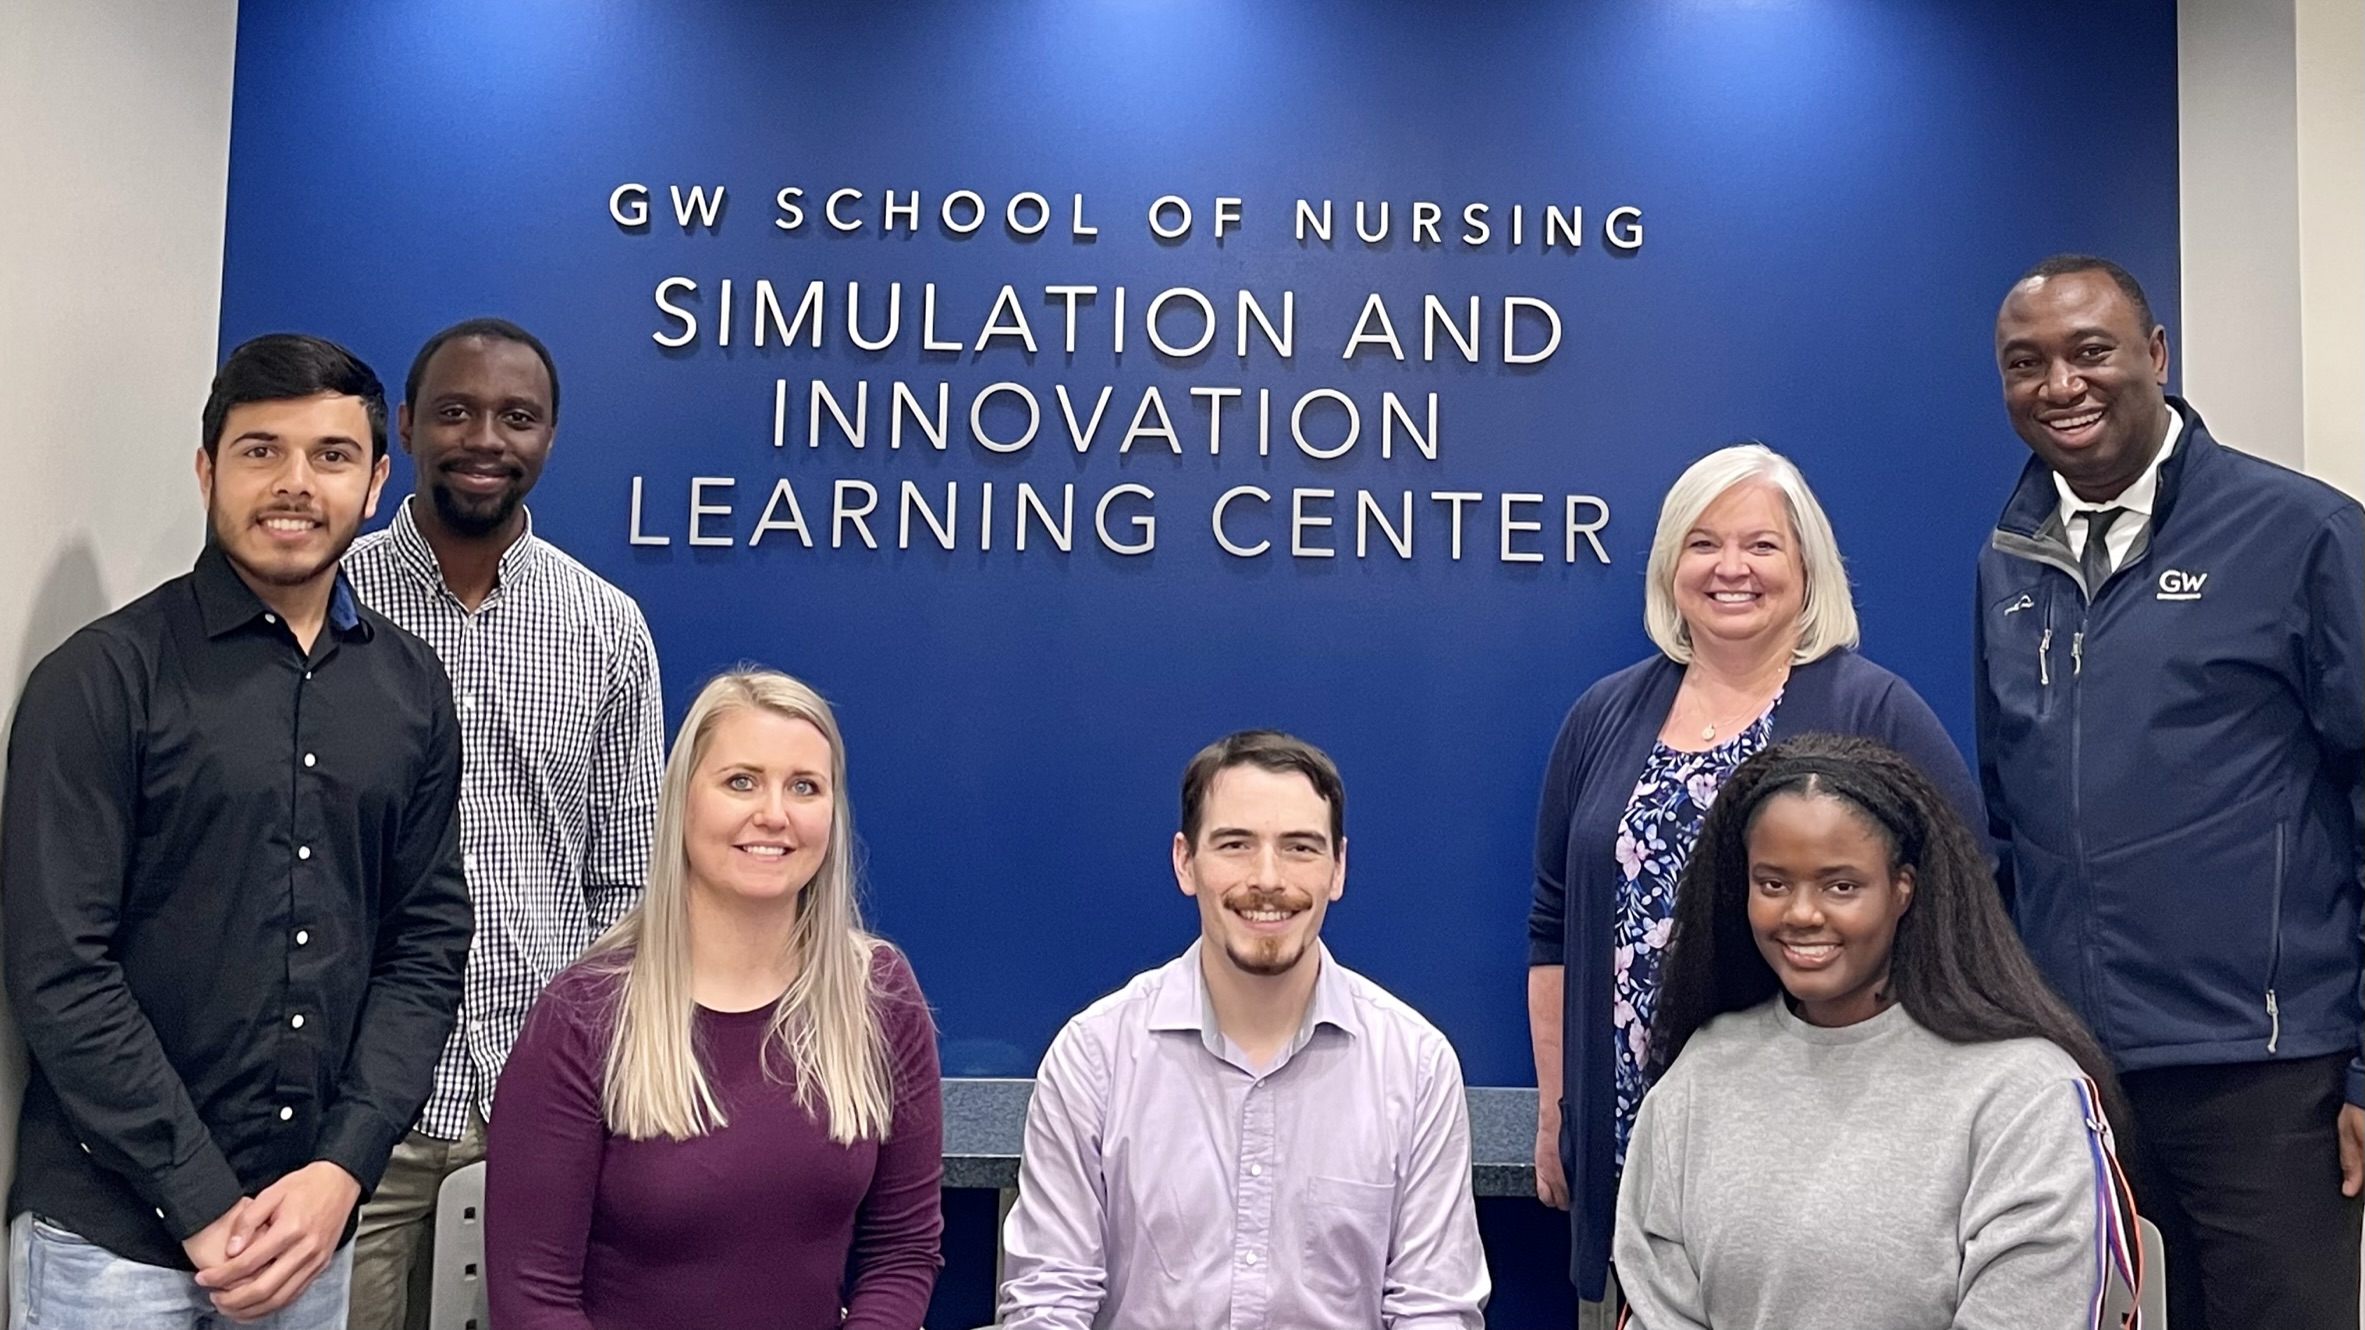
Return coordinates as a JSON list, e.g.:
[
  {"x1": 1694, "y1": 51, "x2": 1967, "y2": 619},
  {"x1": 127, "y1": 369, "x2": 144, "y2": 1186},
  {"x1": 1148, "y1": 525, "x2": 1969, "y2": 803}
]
[{"x1": 3, "y1": 544, "x2": 470, "y2": 1269}]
